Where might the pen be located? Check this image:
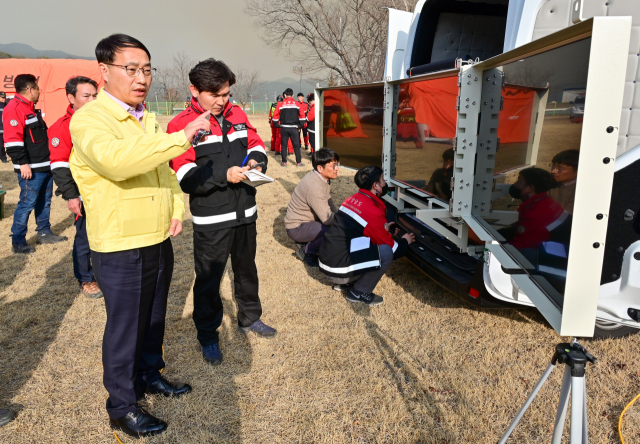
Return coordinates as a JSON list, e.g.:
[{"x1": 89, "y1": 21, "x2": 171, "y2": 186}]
[{"x1": 241, "y1": 154, "x2": 249, "y2": 167}]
